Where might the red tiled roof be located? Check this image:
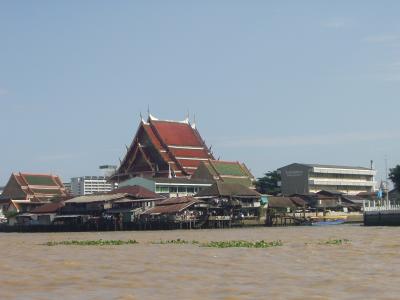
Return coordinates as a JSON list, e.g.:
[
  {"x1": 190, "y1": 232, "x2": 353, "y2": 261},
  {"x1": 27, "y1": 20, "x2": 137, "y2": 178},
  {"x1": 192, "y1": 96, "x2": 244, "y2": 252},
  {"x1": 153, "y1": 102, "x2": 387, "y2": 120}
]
[
  {"x1": 143, "y1": 124, "x2": 163, "y2": 149},
  {"x1": 169, "y1": 148, "x2": 210, "y2": 159},
  {"x1": 151, "y1": 121, "x2": 204, "y2": 147},
  {"x1": 115, "y1": 116, "x2": 214, "y2": 178}
]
